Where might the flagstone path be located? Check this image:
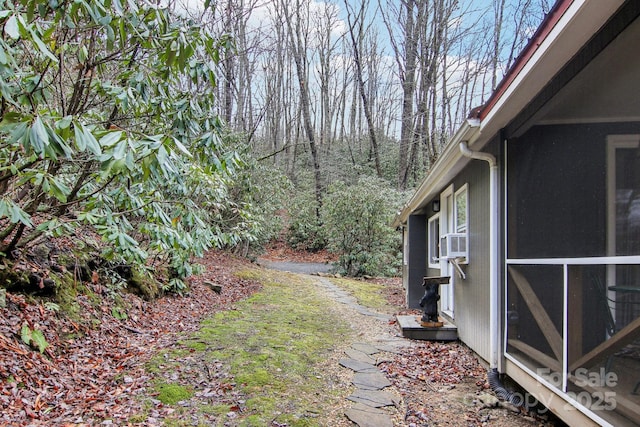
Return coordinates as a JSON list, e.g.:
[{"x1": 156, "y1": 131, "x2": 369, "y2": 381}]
[
  {"x1": 260, "y1": 262, "x2": 412, "y2": 426},
  {"x1": 341, "y1": 343, "x2": 397, "y2": 427},
  {"x1": 314, "y1": 277, "x2": 409, "y2": 427}
]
